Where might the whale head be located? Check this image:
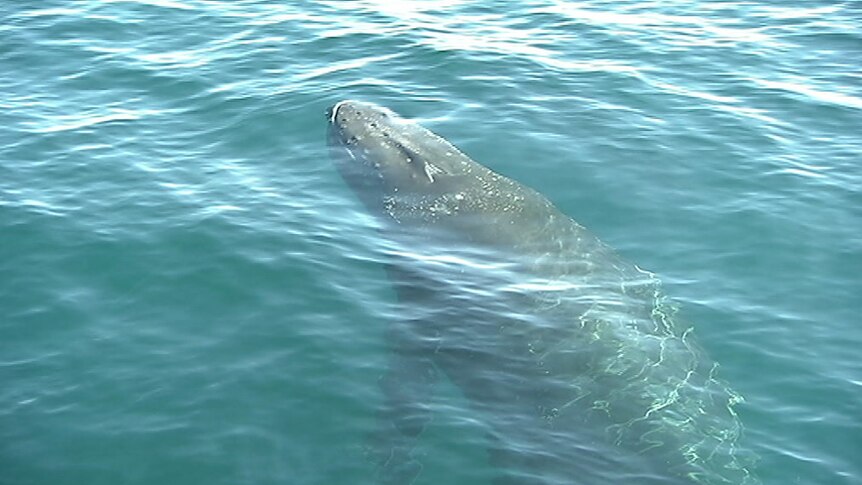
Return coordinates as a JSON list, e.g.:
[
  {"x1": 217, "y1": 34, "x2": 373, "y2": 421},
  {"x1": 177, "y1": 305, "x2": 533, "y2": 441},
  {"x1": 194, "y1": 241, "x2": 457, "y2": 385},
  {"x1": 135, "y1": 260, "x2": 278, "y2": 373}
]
[
  {"x1": 327, "y1": 100, "x2": 473, "y2": 215},
  {"x1": 327, "y1": 100, "x2": 561, "y2": 249}
]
